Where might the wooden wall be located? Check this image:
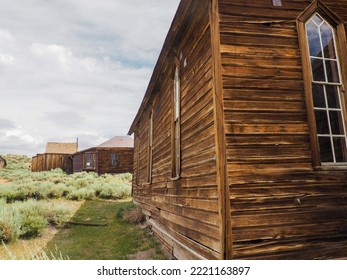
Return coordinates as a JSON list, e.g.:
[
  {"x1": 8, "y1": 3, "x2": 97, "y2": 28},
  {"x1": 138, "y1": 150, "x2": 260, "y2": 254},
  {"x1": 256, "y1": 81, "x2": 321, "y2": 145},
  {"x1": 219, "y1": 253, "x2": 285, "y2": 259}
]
[
  {"x1": 132, "y1": 0, "x2": 223, "y2": 259},
  {"x1": 31, "y1": 155, "x2": 43, "y2": 172},
  {"x1": 219, "y1": 0, "x2": 347, "y2": 259},
  {"x1": 31, "y1": 153, "x2": 73, "y2": 173},
  {"x1": 72, "y1": 152, "x2": 84, "y2": 173},
  {"x1": 97, "y1": 148, "x2": 133, "y2": 174},
  {"x1": 73, "y1": 148, "x2": 133, "y2": 175}
]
